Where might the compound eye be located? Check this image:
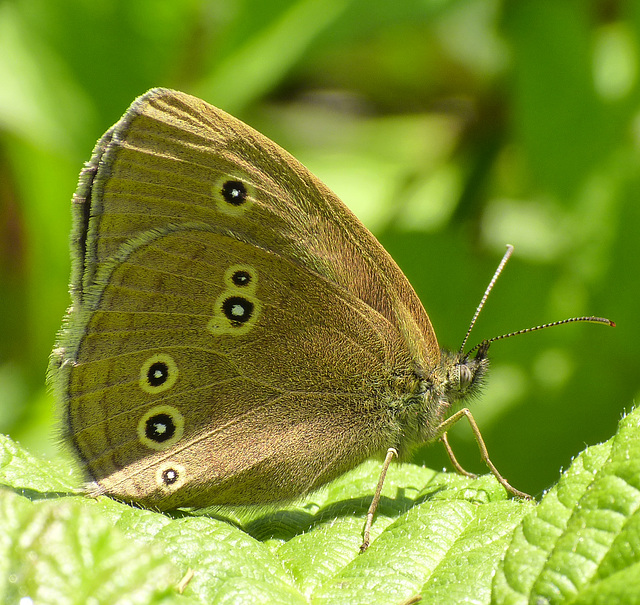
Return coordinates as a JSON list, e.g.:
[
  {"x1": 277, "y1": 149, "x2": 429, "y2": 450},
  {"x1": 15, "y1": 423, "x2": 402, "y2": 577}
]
[{"x1": 458, "y1": 364, "x2": 473, "y2": 389}]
